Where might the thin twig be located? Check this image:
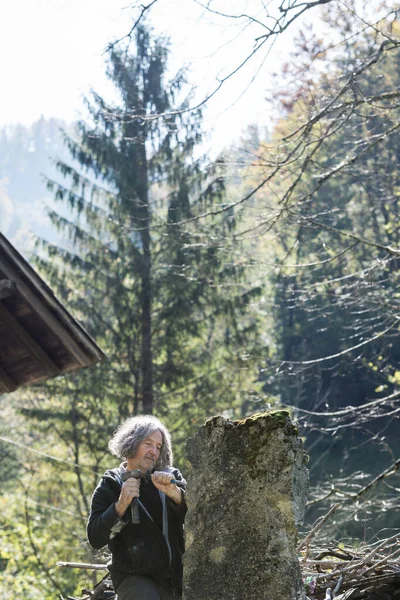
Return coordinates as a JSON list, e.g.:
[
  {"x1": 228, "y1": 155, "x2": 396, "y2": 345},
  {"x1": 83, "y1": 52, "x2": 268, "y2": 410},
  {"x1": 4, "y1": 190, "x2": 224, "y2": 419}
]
[
  {"x1": 57, "y1": 561, "x2": 108, "y2": 570},
  {"x1": 297, "y1": 503, "x2": 340, "y2": 554}
]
